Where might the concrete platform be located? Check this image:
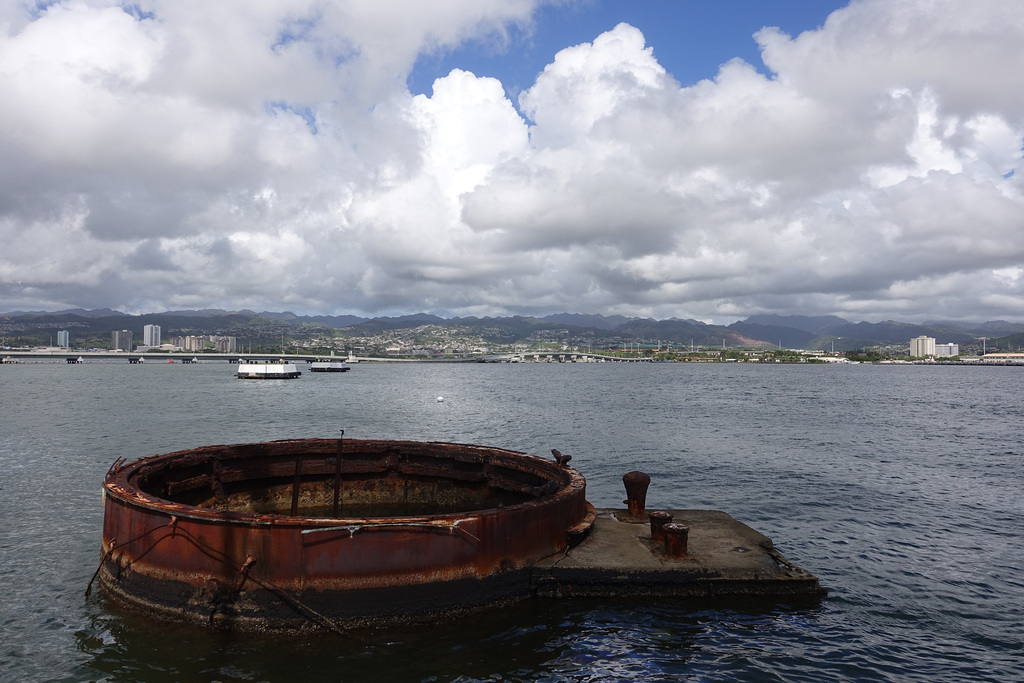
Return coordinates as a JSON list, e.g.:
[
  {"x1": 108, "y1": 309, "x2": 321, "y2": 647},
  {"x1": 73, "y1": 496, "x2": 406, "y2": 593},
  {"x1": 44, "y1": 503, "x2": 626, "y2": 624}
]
[{"x1": 531, "y1": 508, "x2": 825, "y2": 600}]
